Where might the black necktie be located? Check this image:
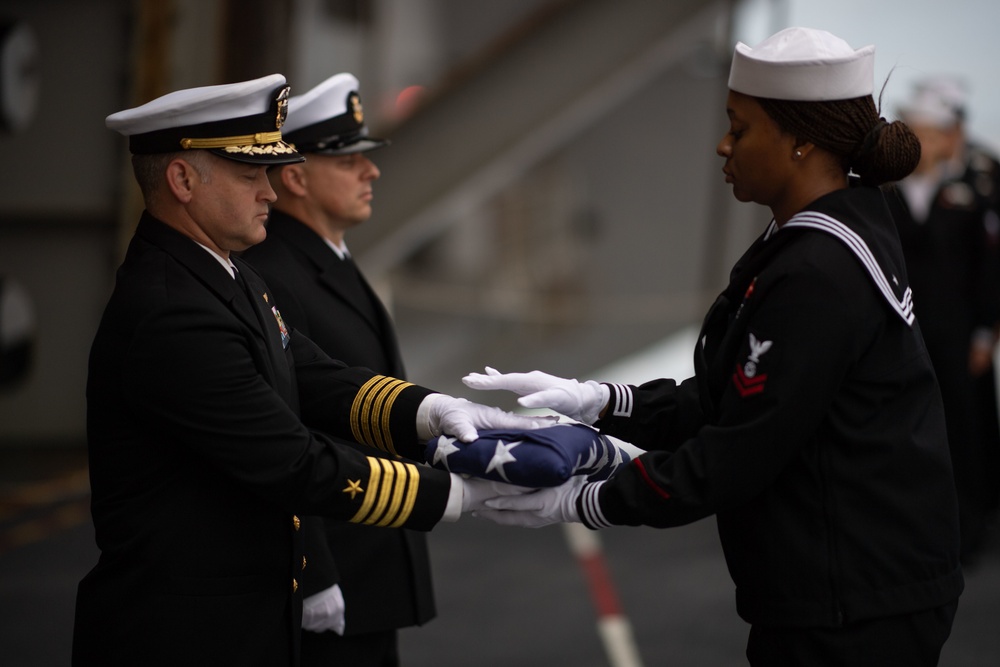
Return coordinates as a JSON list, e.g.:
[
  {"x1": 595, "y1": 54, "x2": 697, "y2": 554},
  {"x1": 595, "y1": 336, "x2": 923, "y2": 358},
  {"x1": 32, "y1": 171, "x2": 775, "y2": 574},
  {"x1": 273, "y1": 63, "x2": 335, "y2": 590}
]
[
  {"x1": 233, "y1": 267, "x2": 254, "y2": 306},
  {"x1": 336, "y1": 255, "x2": 380, "y2": 326}
]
